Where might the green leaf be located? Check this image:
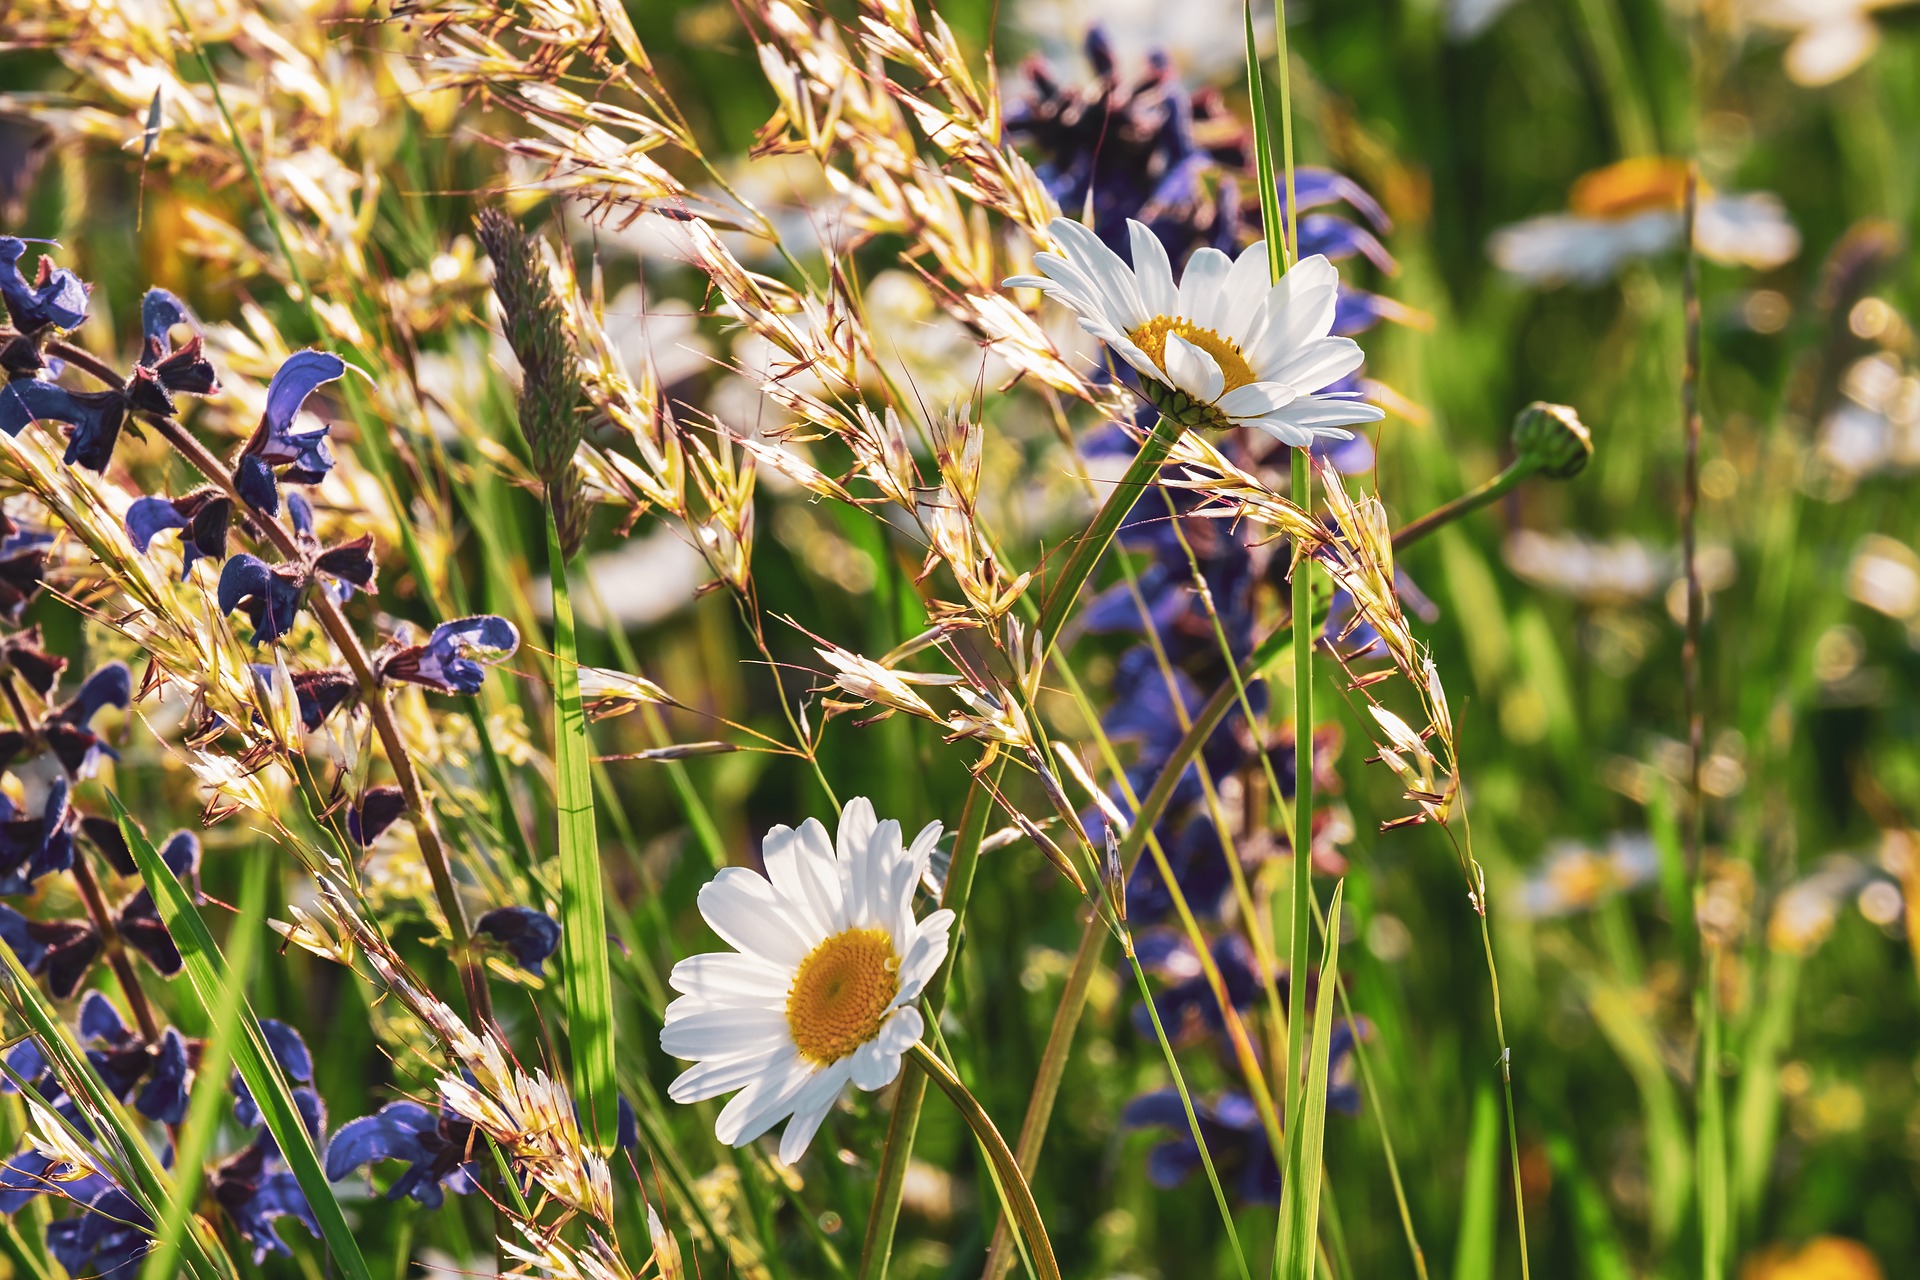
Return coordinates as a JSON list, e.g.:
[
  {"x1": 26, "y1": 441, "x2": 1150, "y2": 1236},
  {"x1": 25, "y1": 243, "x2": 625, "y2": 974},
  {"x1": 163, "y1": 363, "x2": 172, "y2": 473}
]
[
  {"x1": 1277, "y1": 879, "x2": 1344, "y2": 1279},
  {"x1": 112, "y1": 792, "x2": 374, "y2": 1280},
  {"x1": 140, "y1": 850, "x2": 267, "y2": 1280},
  {"x1": 1451, "y1": 1084, "x2": 1499, "y2": 1280},
  {"x1": 548, "y1": 511, "x2": 619, "y2": 1152}
]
